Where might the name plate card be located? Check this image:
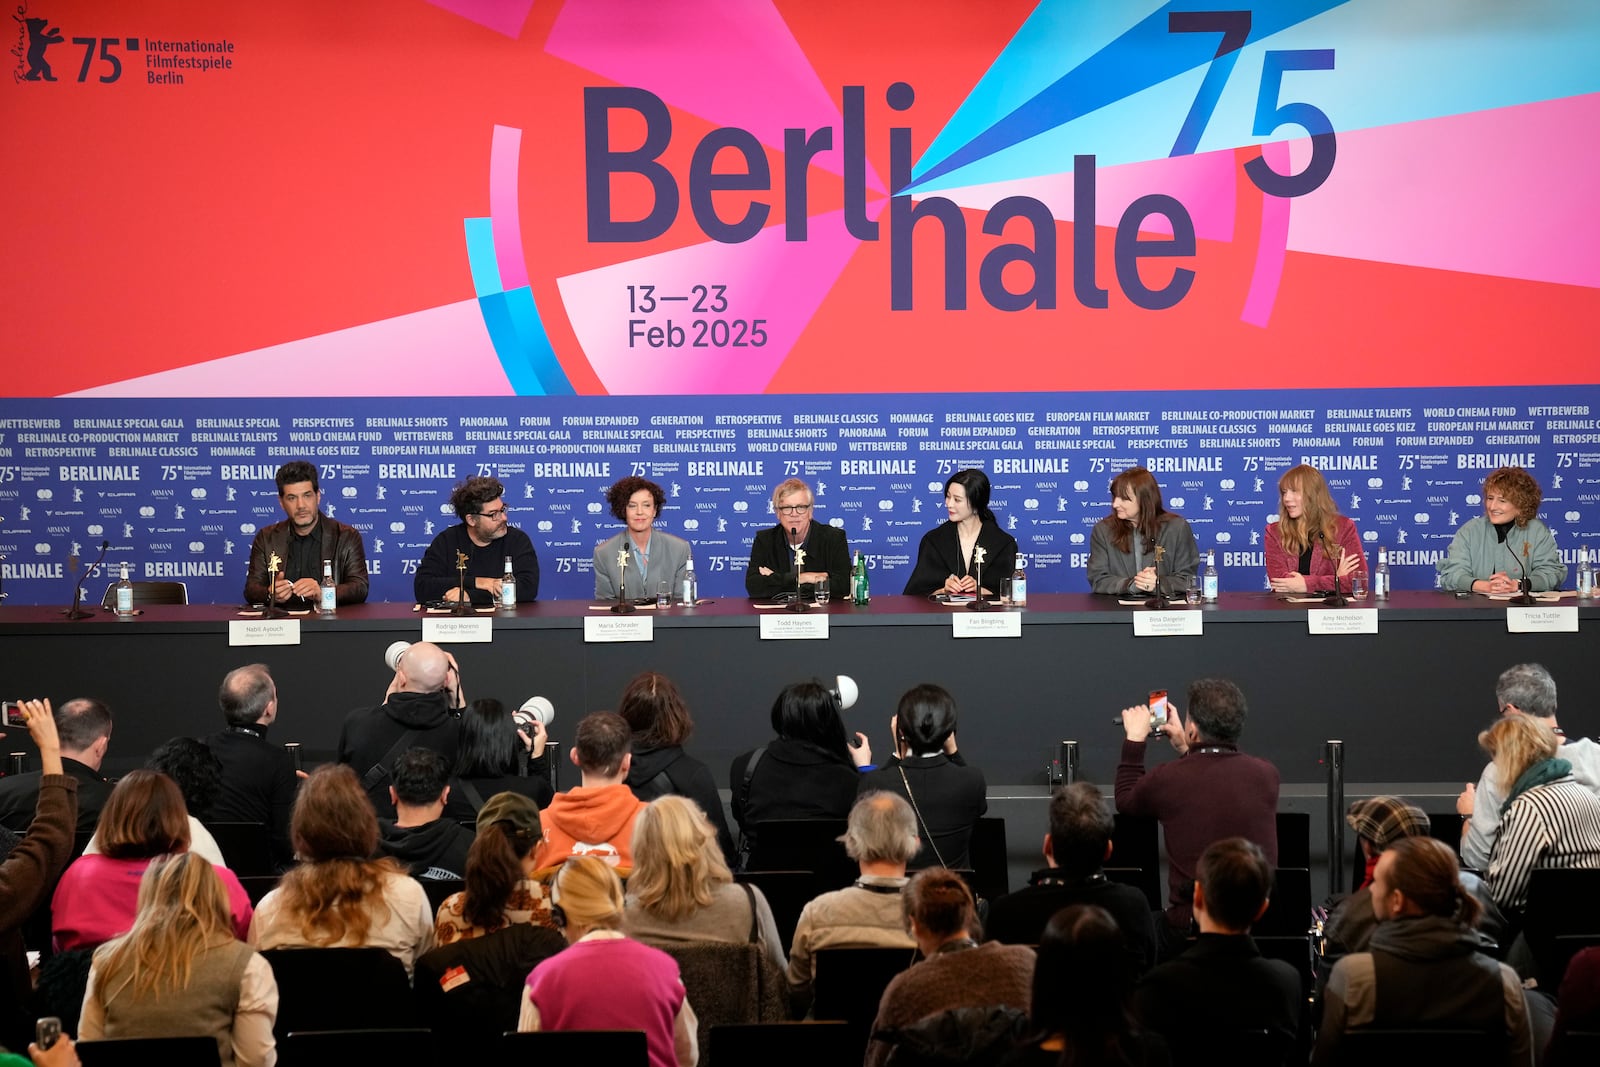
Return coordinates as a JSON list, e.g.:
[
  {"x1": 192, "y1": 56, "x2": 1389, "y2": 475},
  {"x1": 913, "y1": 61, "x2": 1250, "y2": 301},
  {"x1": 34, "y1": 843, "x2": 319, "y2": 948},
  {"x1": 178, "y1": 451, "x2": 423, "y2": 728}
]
[
  {"x1": 584, "y1": 615, "x2": 654, "y2": 643},
  {"x1": 1307, "y1": 609, "x2": 1379, "y2": 635},
  {"x1": 952, "y1": 613, "x2": 1022, "y2": 638},
  {"x1": 1133, "y1": 612, "x2": 1203, "y2": 637},
  {"x1": 423, "y1": 616, "x2": 494, "y2": 643},
  {"x1": 1507, "y1": 606, "x2": 1579, "y2": 633},
  {"x1": 759, "y1": 614, "x2": 830, "y2": 640},
  {"x1": 228, "y1": 619, "x2": 301, "y2": 646}
]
